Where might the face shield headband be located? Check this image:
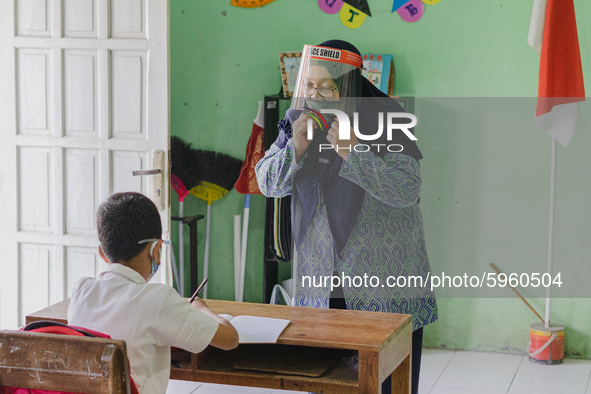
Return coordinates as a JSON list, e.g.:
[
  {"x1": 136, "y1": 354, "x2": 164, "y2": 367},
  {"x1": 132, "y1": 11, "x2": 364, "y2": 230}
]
[{"x1": 290, "y1": 45, "x2": 363, "y2": 119}]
